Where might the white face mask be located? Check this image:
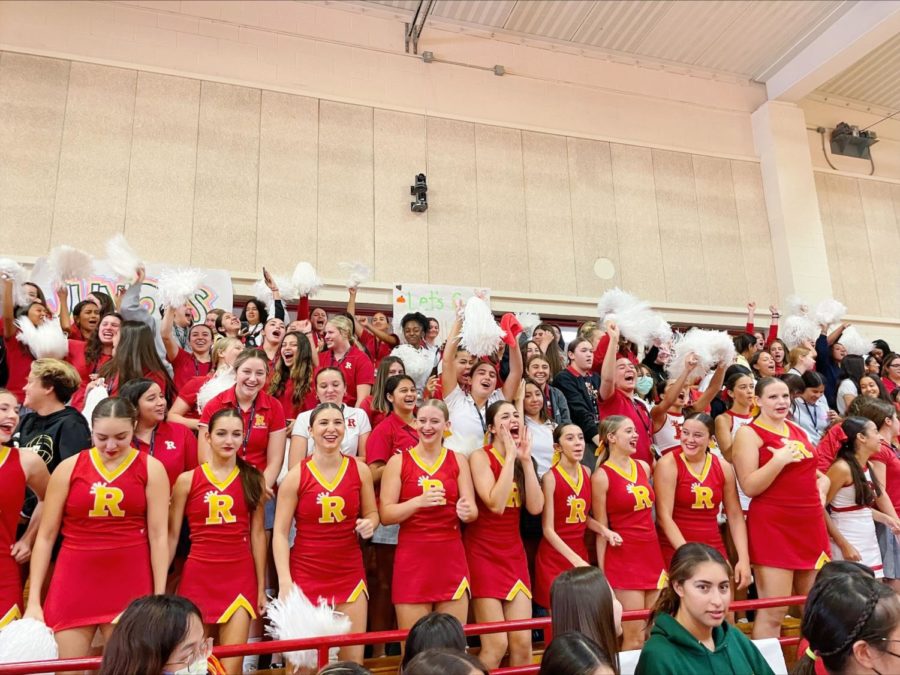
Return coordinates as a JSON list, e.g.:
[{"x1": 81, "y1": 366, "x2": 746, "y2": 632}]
[{"x1": 166, "y1": 658, "x2": 207, "y2": 675}]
